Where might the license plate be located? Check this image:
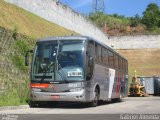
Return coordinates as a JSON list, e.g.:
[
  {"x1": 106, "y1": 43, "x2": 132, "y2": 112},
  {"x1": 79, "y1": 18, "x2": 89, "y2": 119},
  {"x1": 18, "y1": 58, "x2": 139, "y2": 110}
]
[{"x1": 51, "y1": 95, "x2": 60, "y2": 100}]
